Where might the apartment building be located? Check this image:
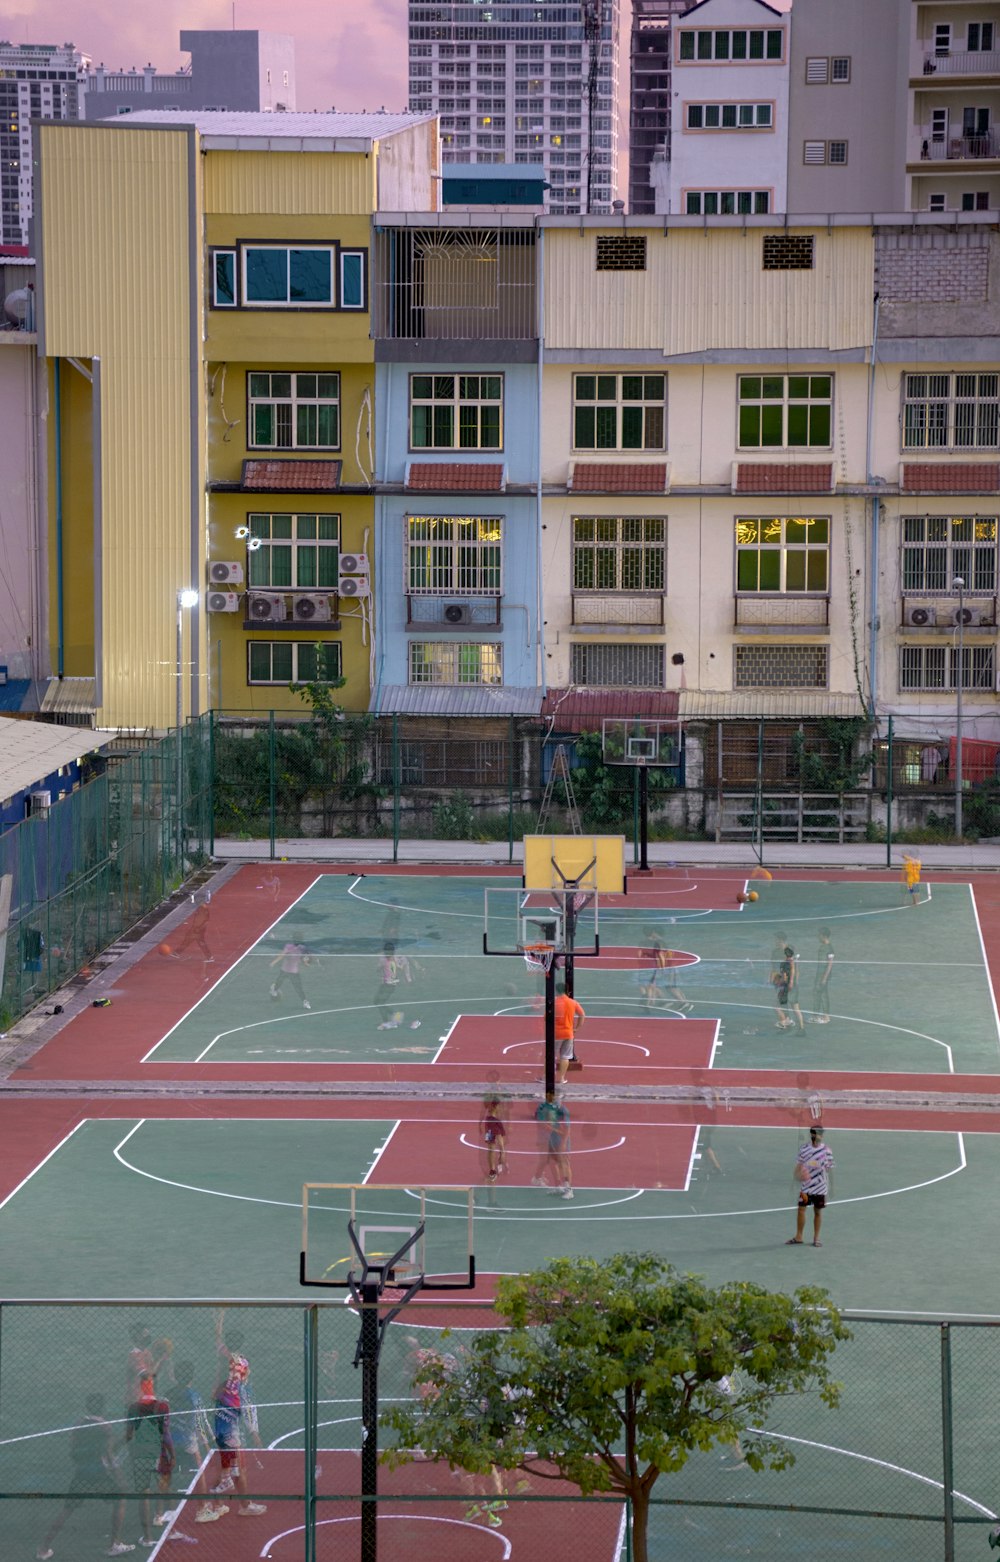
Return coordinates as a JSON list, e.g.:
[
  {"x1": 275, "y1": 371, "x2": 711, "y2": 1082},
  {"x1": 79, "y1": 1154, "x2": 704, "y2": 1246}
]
[
  {"x1": 628, "y1": 0, "x2": 690, "y2": 215},
  {"x1": 33, "y1": 112, "x2": 438, "y2": 729},
  {"x1": 408, "y1": 0, "x2": 622, "y2": 215},
  {"x1": 85, "y1": 30, "x2": 296, "y2": 119},
  {"x1": 0, "y1": 41, "x2": 89, "y2": 247}
]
